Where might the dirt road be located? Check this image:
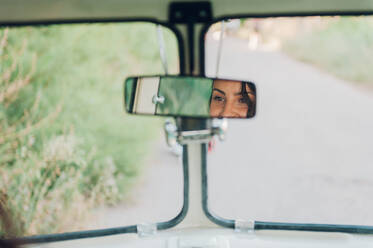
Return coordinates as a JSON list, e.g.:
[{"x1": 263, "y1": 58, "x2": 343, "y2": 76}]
[{"x1": 206, "y1": 36, "x2": 373, "y2": 225}]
